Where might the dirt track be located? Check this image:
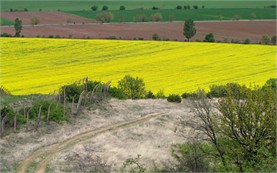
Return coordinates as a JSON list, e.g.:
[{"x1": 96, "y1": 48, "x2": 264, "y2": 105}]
[
  {"x1": 1, "y1": 20, "x2": 276, "y2": 42},
  {"x1": 17, "y1": 113, "x2": 162, "y2": 173}
]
